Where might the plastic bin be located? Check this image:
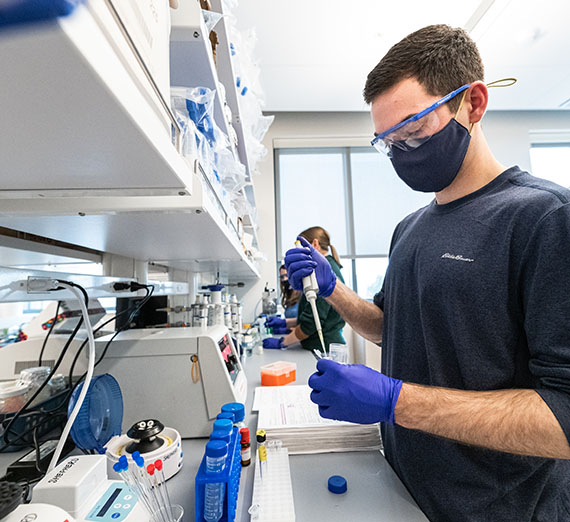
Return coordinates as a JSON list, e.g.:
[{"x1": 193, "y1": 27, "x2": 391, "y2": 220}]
[
  {"x1": 260, "y1": 361, "x2": 297, "y2": 386},
  {"x1": 0, "y1": 389, "x2": 69, "y2": 453},
  {"x1": 195, "y1": 427, "x2": 242, "y2": 522}
]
